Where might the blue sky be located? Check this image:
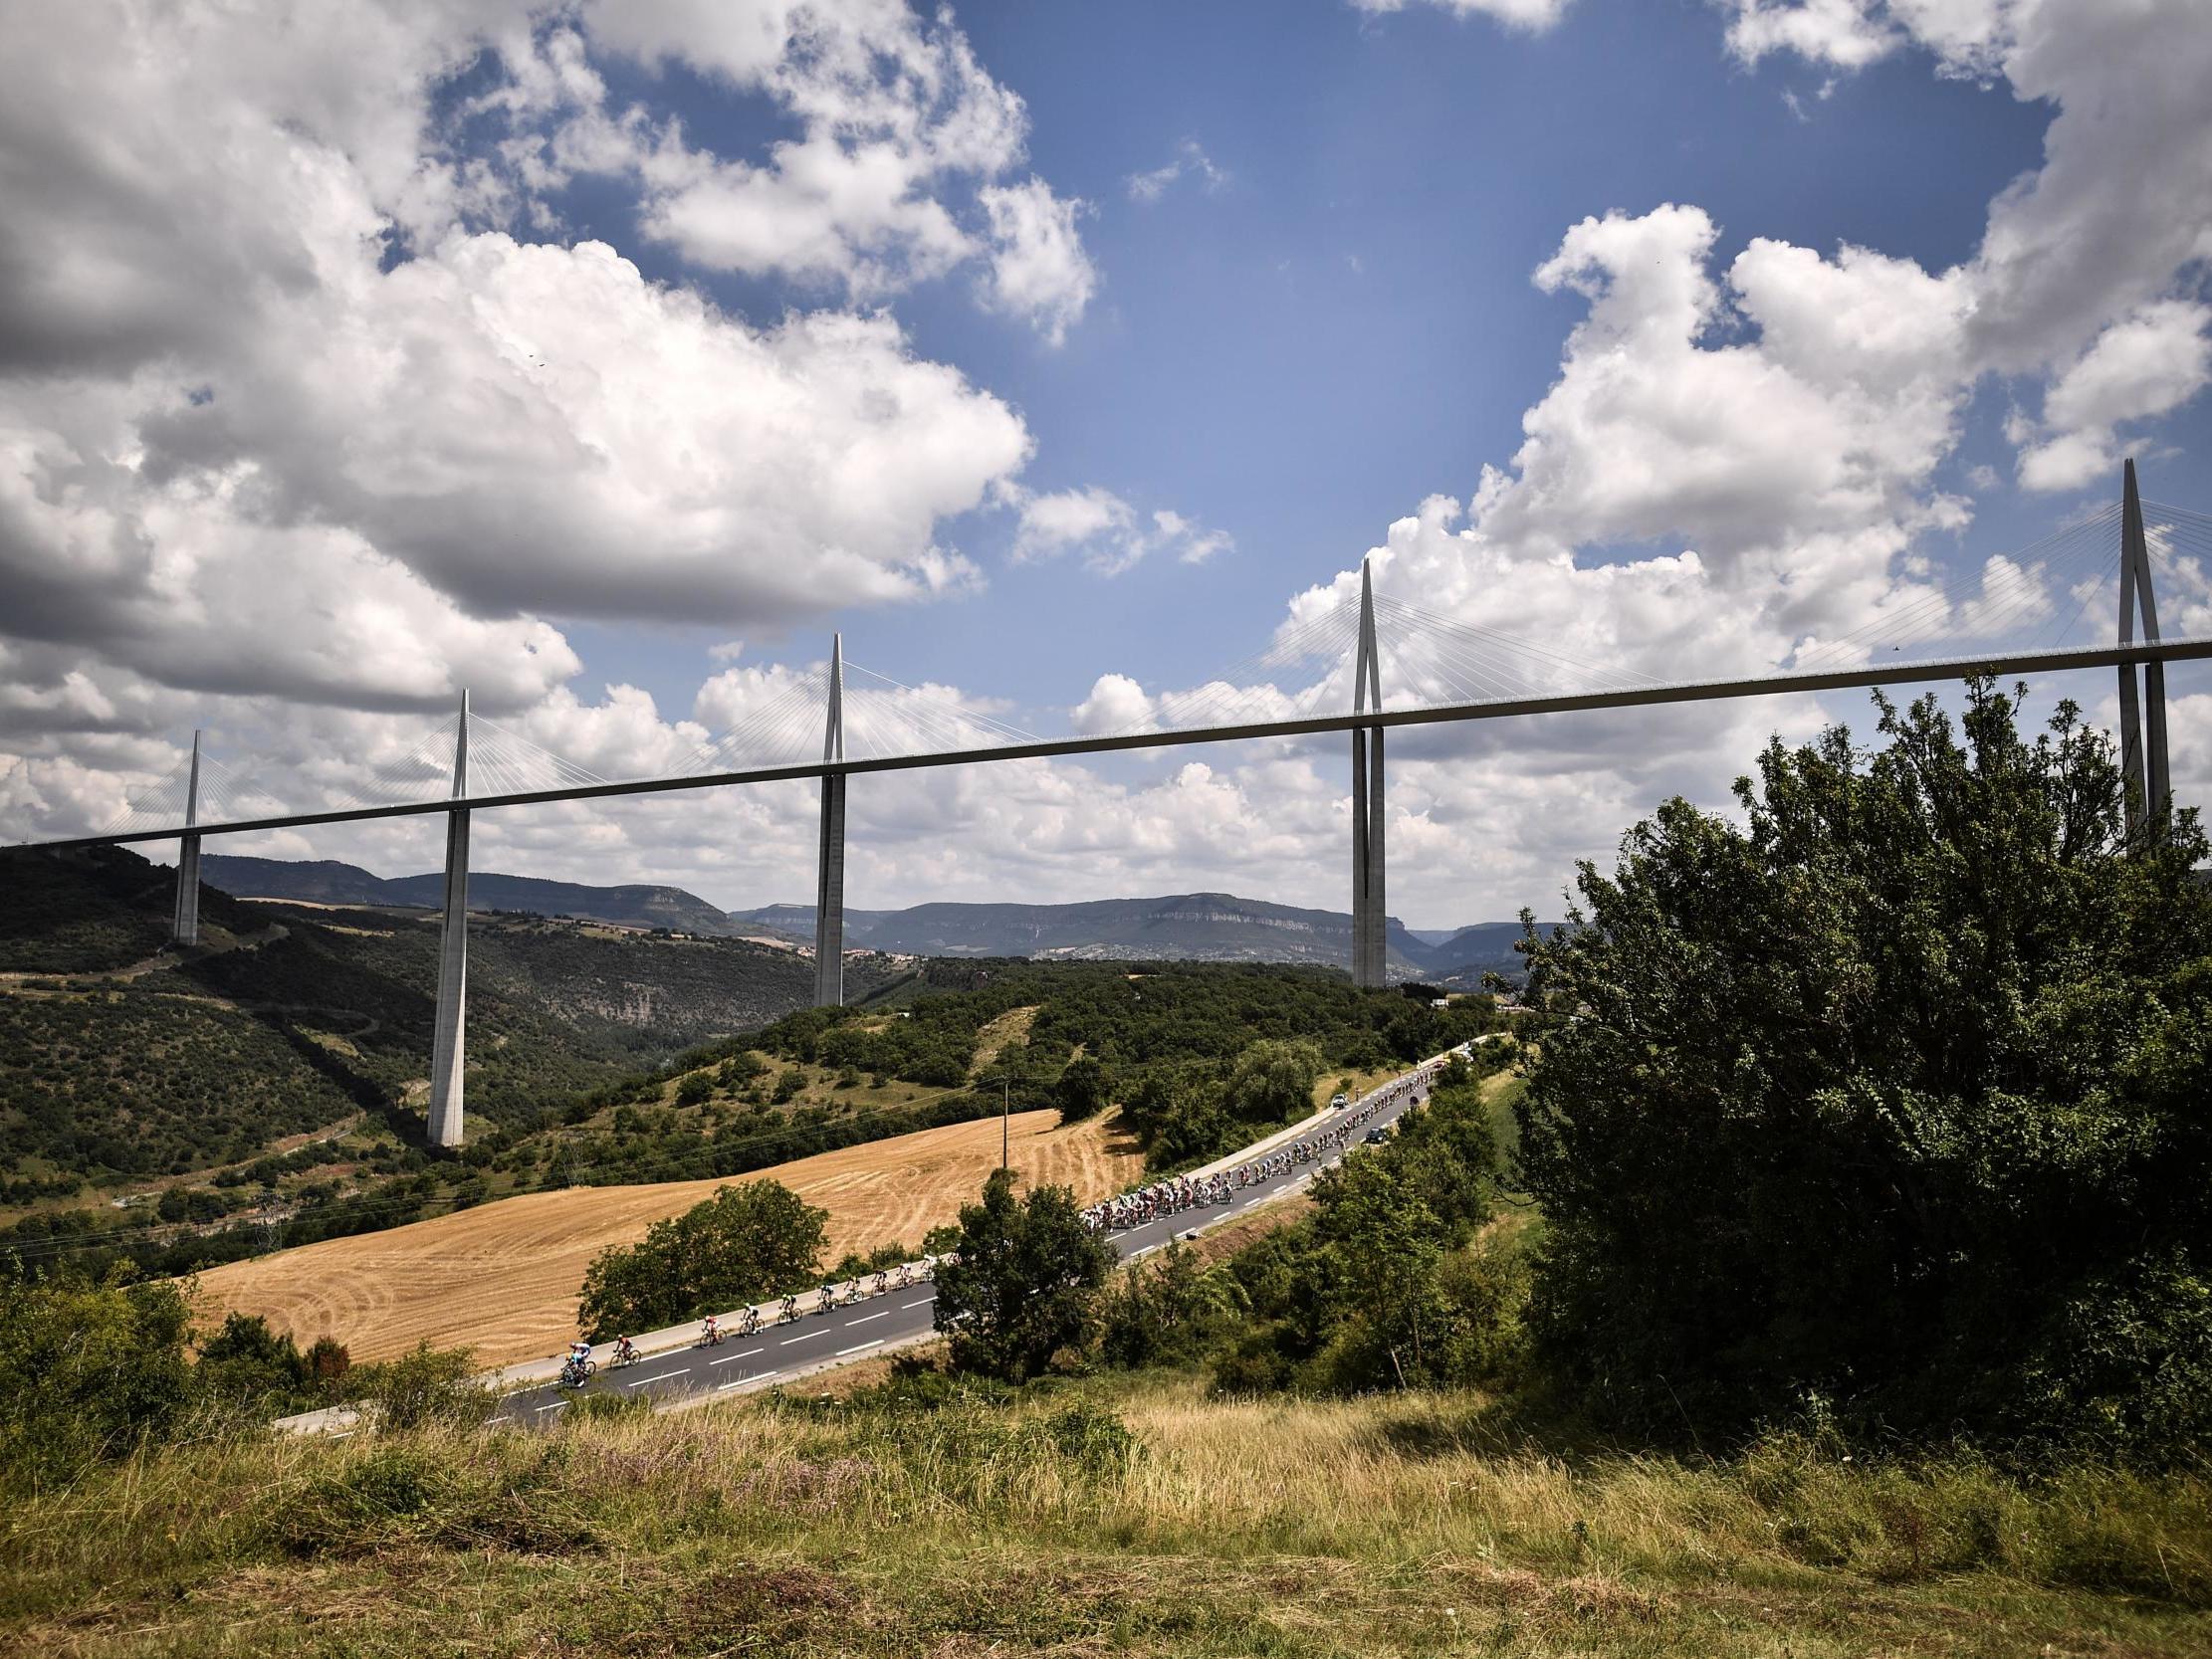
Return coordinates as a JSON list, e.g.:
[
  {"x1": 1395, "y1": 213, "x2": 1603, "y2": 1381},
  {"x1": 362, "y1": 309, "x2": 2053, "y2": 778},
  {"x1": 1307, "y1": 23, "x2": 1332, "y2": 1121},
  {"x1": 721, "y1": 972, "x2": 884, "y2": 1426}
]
[
  {"x1": 564, "y1": 0, "x2": 2086, "y2": 717},
  {"x1": 3, "y1": 0, "x2": 2210, "y2": 921}
]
